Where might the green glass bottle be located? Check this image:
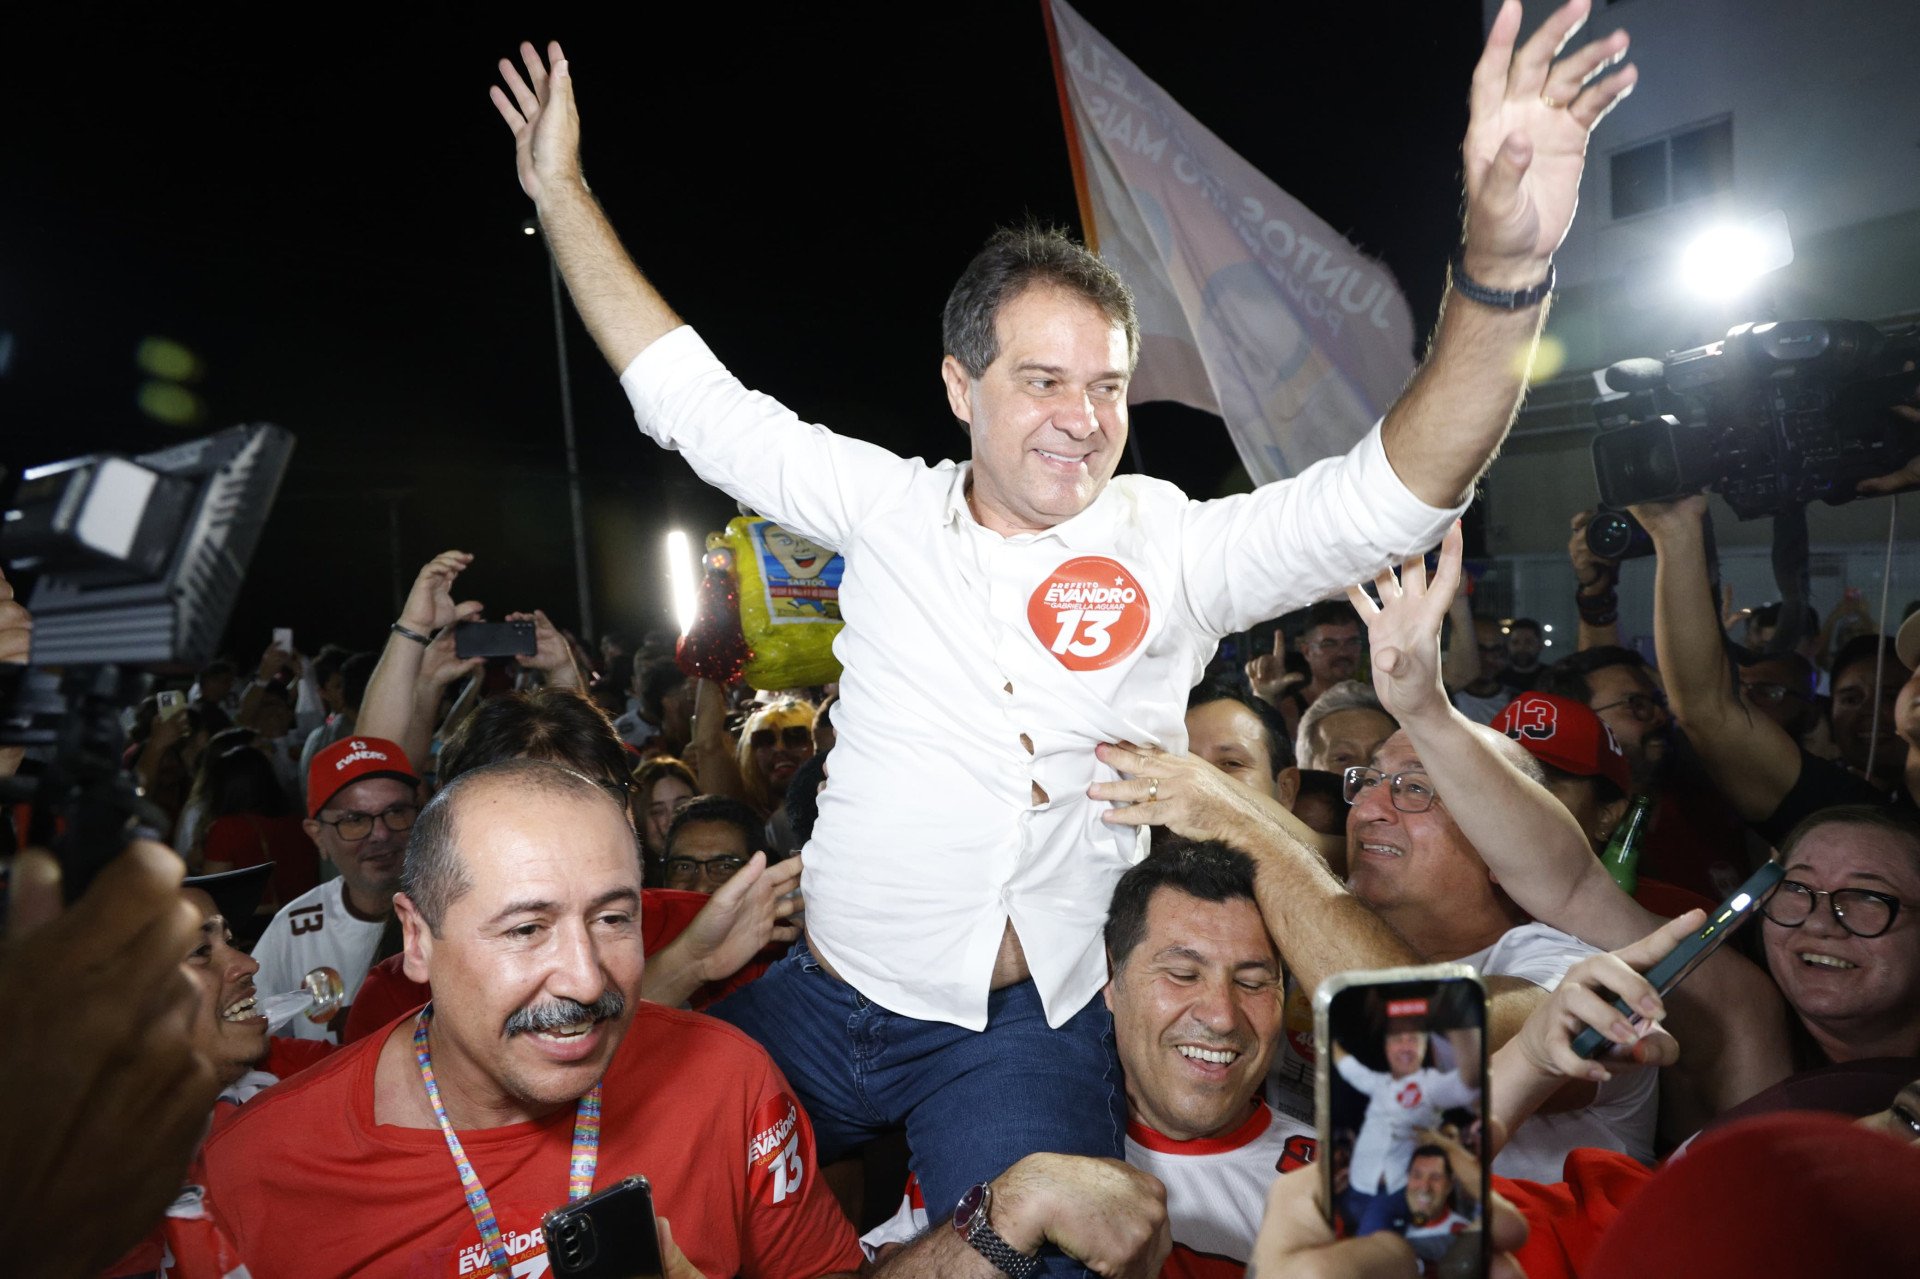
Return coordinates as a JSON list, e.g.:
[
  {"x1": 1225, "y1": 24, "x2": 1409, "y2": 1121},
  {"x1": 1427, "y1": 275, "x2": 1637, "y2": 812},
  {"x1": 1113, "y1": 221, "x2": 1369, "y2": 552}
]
[{"x1": 1601, "y1": 793, "x2": 1655, "y2": 894}]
